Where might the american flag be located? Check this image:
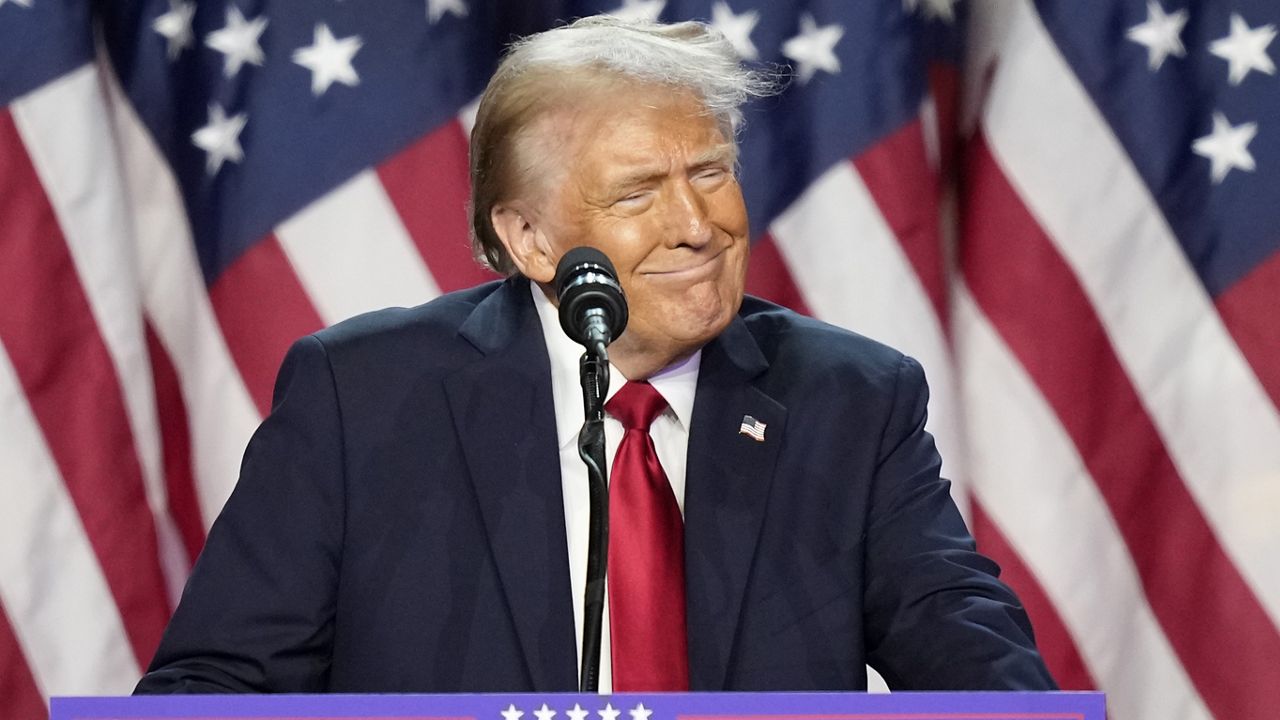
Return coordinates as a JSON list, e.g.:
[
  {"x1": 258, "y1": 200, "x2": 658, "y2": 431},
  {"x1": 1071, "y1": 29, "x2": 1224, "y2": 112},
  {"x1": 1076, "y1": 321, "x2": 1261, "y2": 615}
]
[
  {"x1": 1, "y1": 0, "x2": 1277, "y2": 718},
  {"x1": 738, "y1": 415, "x2": 766, "y2": 442}
]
